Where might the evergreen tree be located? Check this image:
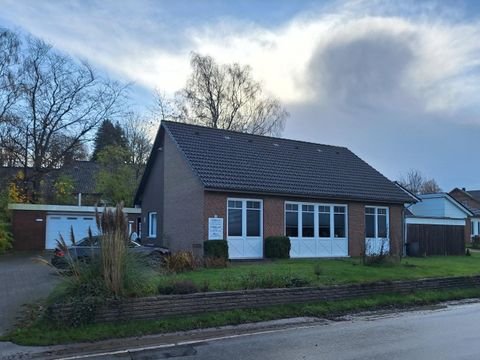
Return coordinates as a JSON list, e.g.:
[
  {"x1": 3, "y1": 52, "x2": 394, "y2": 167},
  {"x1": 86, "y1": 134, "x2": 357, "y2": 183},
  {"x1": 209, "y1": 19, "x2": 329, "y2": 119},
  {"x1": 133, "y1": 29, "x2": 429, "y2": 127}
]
[{"x1": 91, "y1": 119, "x2": 127, "y2": 161}]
